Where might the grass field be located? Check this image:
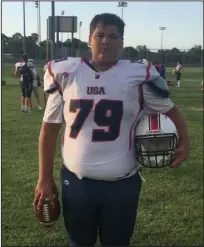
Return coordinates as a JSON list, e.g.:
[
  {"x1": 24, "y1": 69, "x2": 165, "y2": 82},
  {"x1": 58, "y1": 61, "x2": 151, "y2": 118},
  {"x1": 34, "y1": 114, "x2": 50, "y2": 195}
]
[{"x1": 2, "y1": 64, "x2": 203, "y2": 246}]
